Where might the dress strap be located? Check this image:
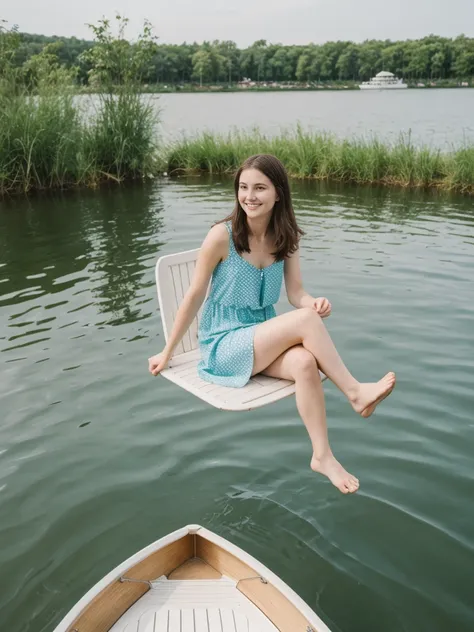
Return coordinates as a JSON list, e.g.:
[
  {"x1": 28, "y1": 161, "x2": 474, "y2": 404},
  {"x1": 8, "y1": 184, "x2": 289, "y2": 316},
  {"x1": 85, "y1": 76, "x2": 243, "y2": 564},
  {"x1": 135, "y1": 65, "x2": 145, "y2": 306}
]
[{"x1": 224, "y1": 222, "x2": 236, "y2": 256}]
